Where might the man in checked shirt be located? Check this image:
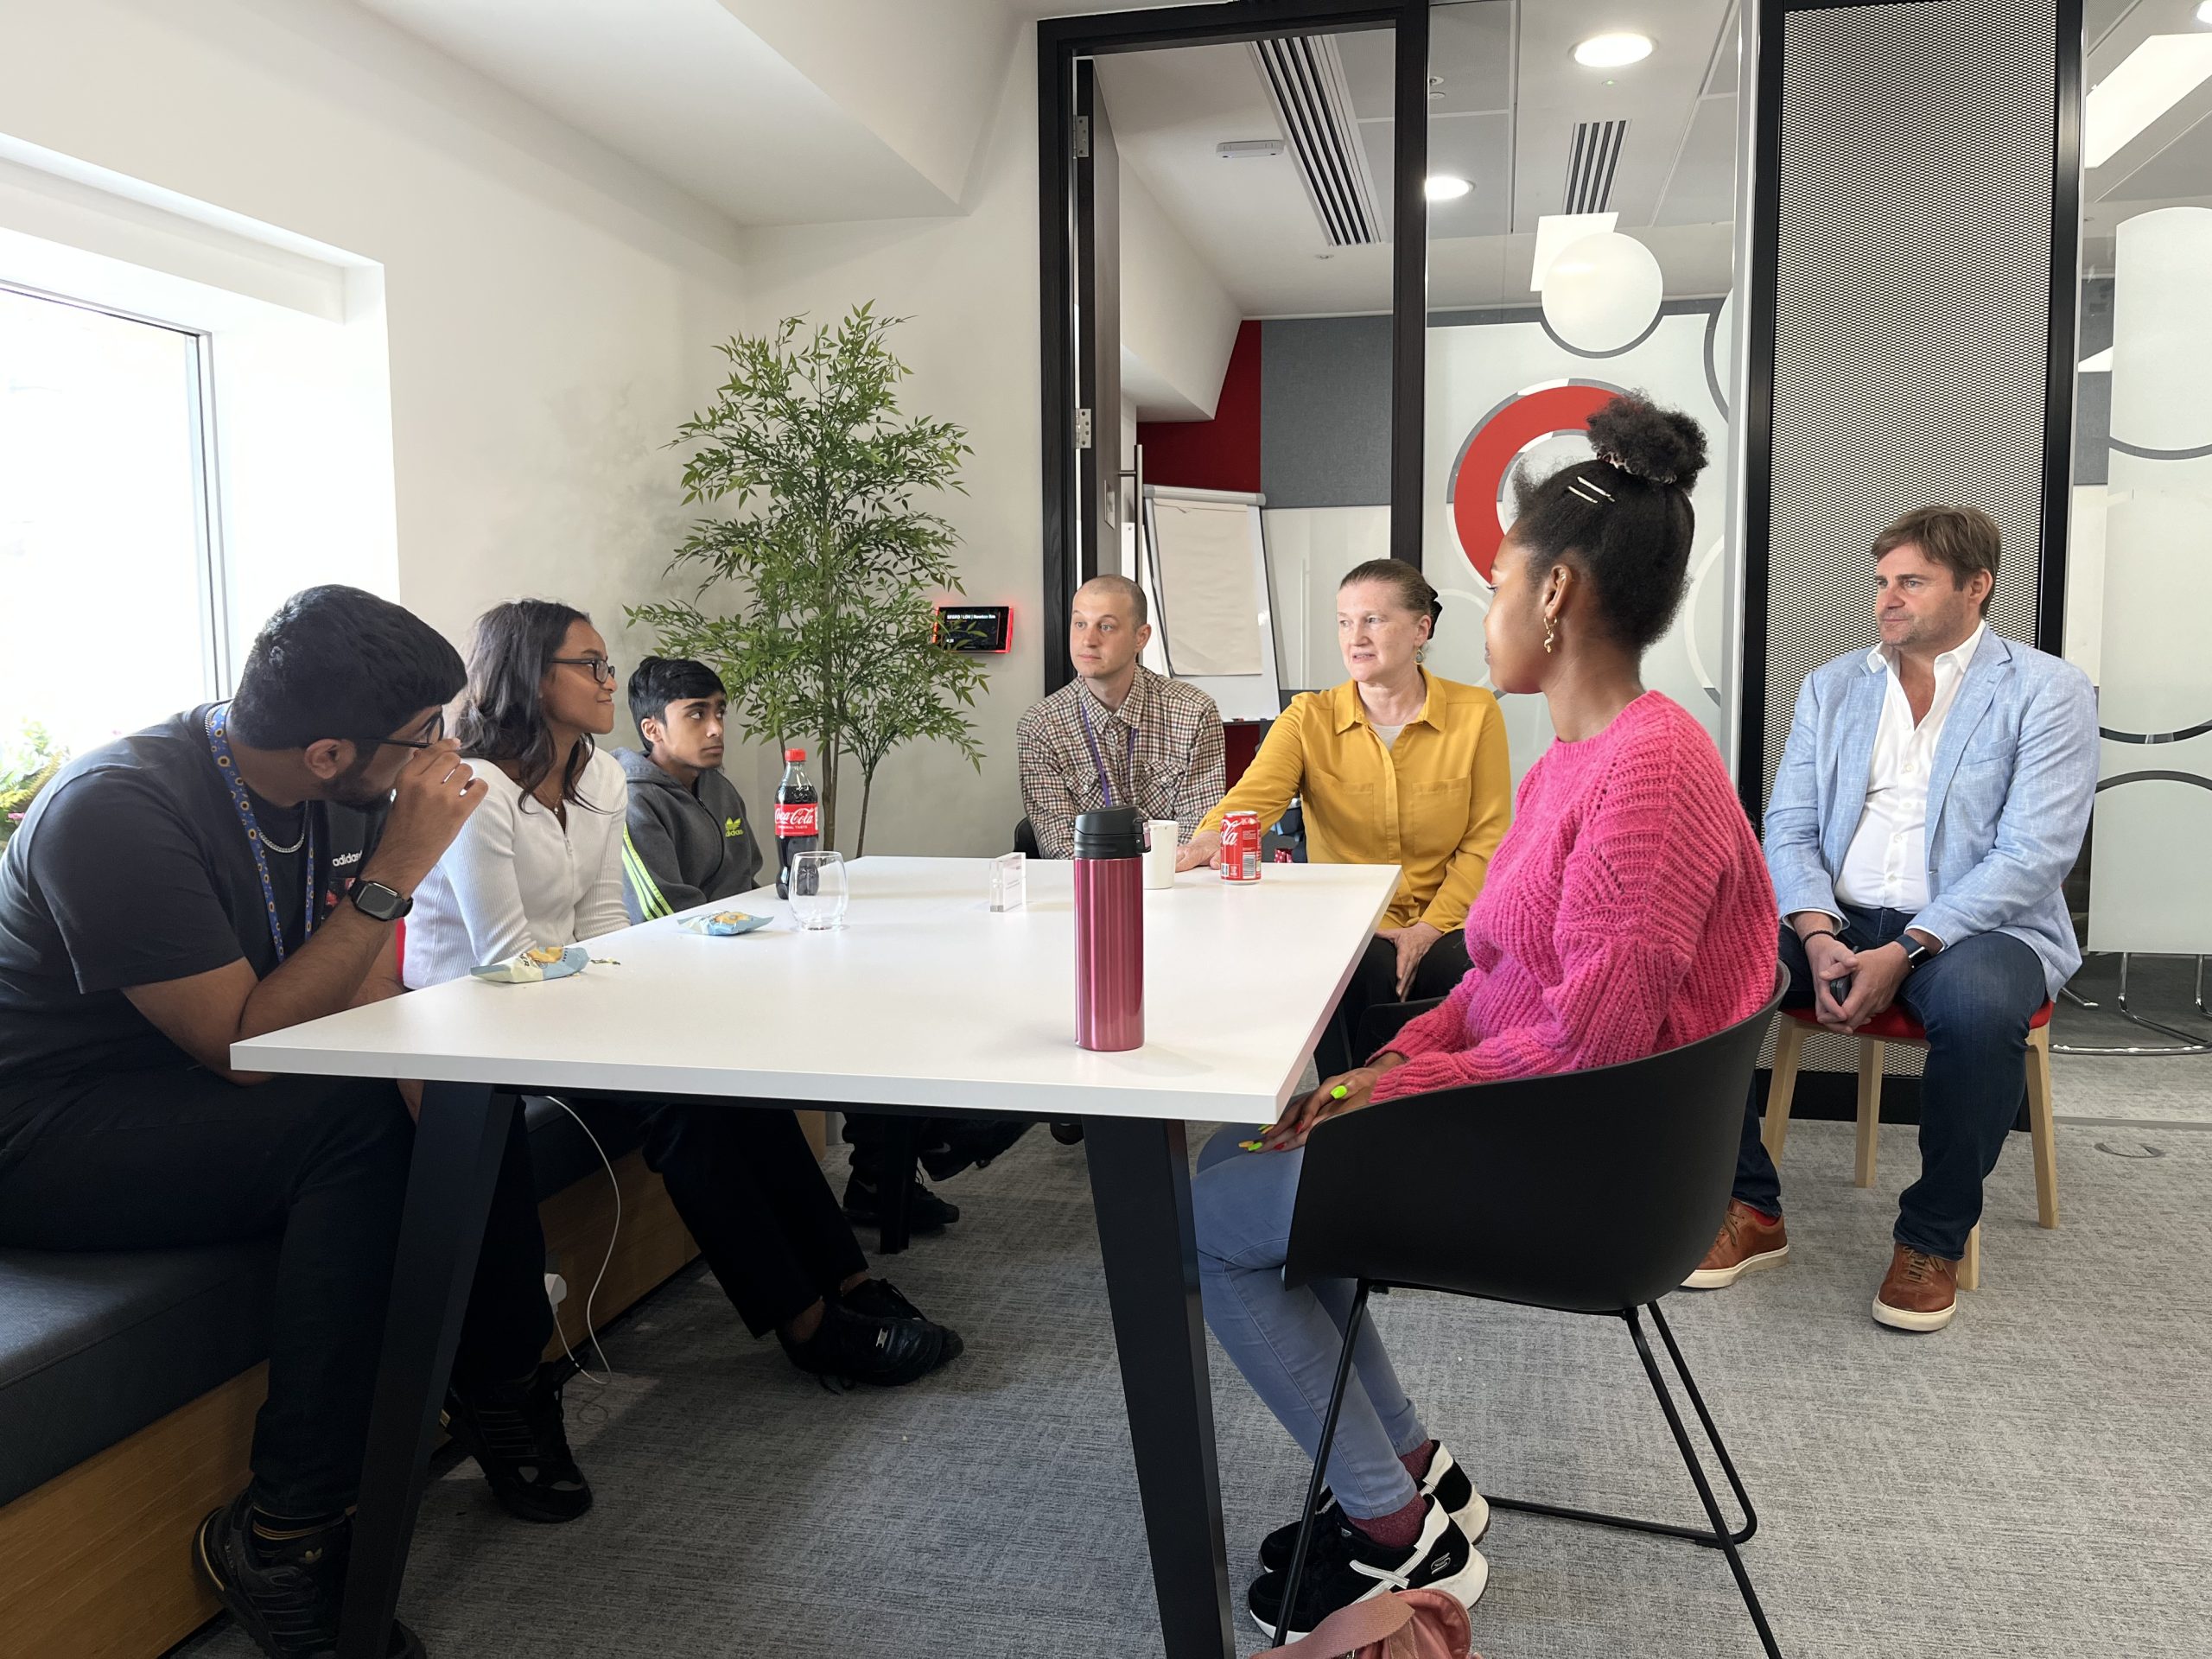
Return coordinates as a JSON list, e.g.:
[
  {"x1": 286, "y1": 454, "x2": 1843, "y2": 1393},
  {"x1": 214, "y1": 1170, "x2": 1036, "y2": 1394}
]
[{"x1": 1016, "y1": 575, "x2": 1226, "y2": 857}]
